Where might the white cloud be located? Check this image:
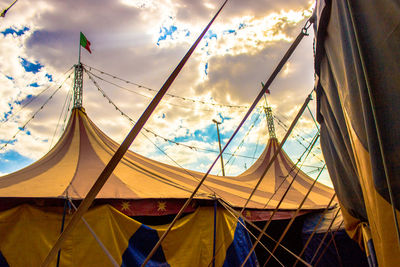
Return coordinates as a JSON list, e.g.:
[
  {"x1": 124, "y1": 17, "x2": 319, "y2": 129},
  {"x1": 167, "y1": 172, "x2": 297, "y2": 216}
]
[{"x1": 0, "y1": 0, "x2": 329, "y2": 186}]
